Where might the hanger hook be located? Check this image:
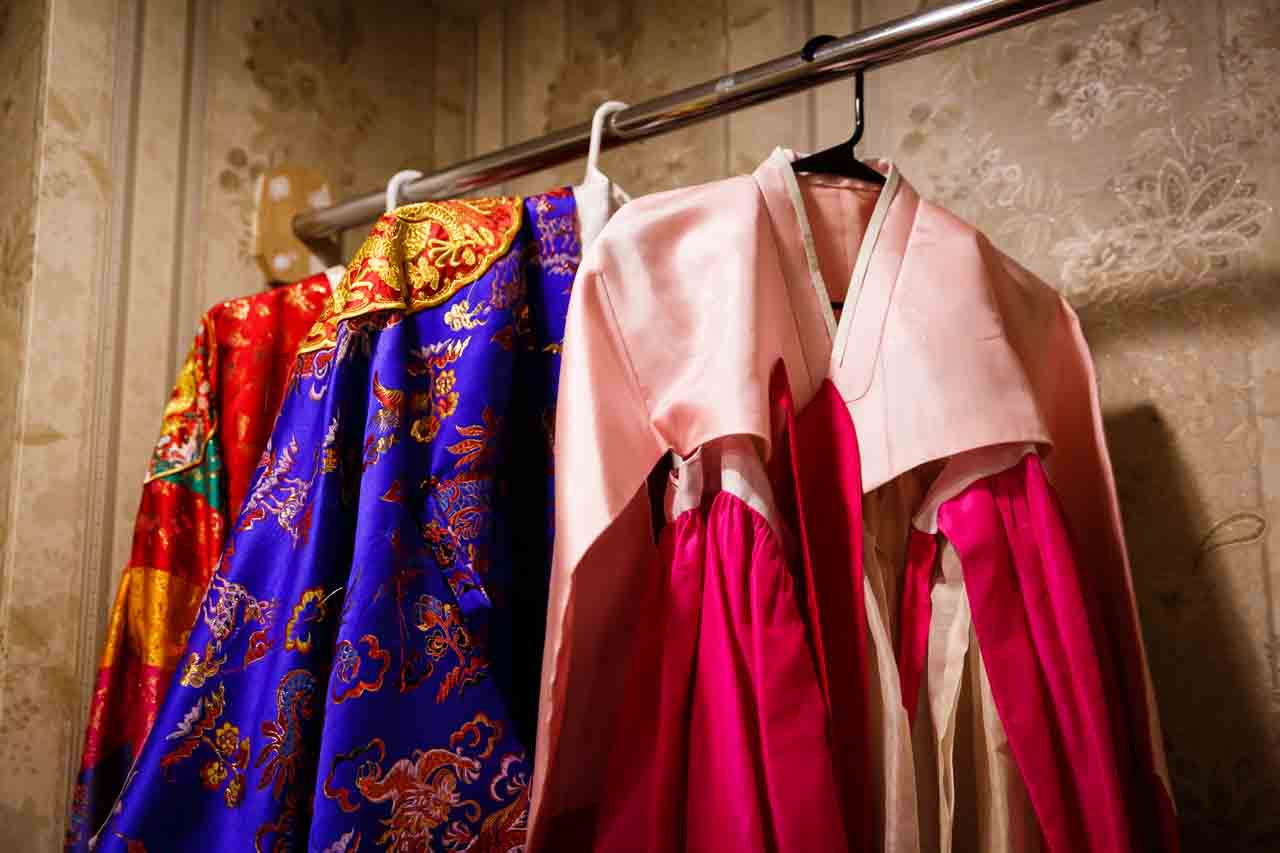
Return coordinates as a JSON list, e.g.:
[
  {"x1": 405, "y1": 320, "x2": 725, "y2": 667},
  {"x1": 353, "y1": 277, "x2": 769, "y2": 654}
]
[
  {"x1": 803, "y1": 35, "x2": 865, "y2": 149},
  {"x1": 586, "y1": 100, "x2": 629, "y2": 184},
  {"x1": 851, "y1": 69, "x2": 866, "y2": 149},
  {"x1": 385, "y1": 169, "x2": 424, "y2": 214},
  {"x1": 800, "y1": 34, "x2": 837, "y2": 62}
]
